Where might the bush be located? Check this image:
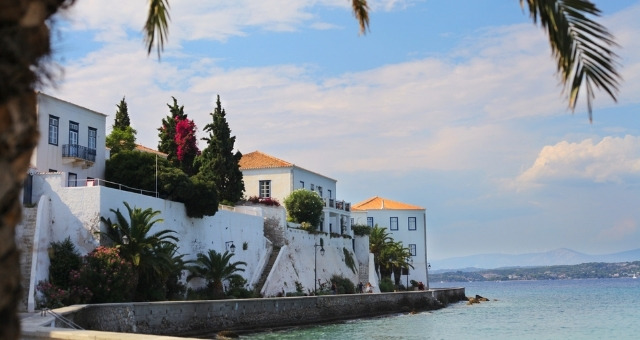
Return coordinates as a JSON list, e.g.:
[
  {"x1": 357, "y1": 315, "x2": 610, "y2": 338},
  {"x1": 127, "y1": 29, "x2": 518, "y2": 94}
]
[
  {"x1": 379, "y1": 277, "x2": 395, "y2": 292},
  {"x1": 284, "y1": 189, "x2": 324, "y2": 227},
  {"x1": 352, "y1": 224, "x2": 372, "y2": 236},
  {"x1": 226, "y1": 276, "x2": 257, "y2": 299},
  {"x1": 330, "y1": 274, "x2": 356, "y2": 294},
  {"x1": 48, "y1": 237, "x2": 81, "y2": 289},
  {"x1": 73, "y1": 246, "x2": 137, "y2": 303}
]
